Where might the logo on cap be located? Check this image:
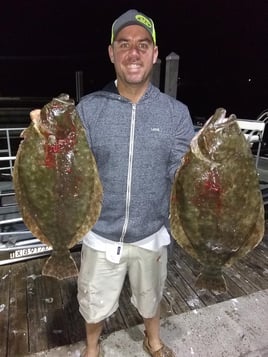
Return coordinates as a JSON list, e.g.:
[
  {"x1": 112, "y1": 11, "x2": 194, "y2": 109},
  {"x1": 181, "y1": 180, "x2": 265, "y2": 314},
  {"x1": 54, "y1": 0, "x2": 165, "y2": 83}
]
[{"x1": 135, "y1": 14, "x2": 152, "y2": 29}]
